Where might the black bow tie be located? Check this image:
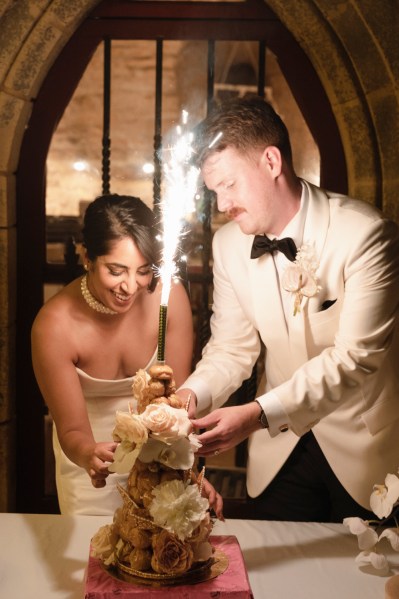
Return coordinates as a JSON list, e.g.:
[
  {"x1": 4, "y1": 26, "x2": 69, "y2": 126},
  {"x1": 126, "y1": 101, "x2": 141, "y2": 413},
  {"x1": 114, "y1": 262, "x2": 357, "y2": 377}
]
[{"x1": 250, "y1": 235, "x2": 297, "y2": 261}]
